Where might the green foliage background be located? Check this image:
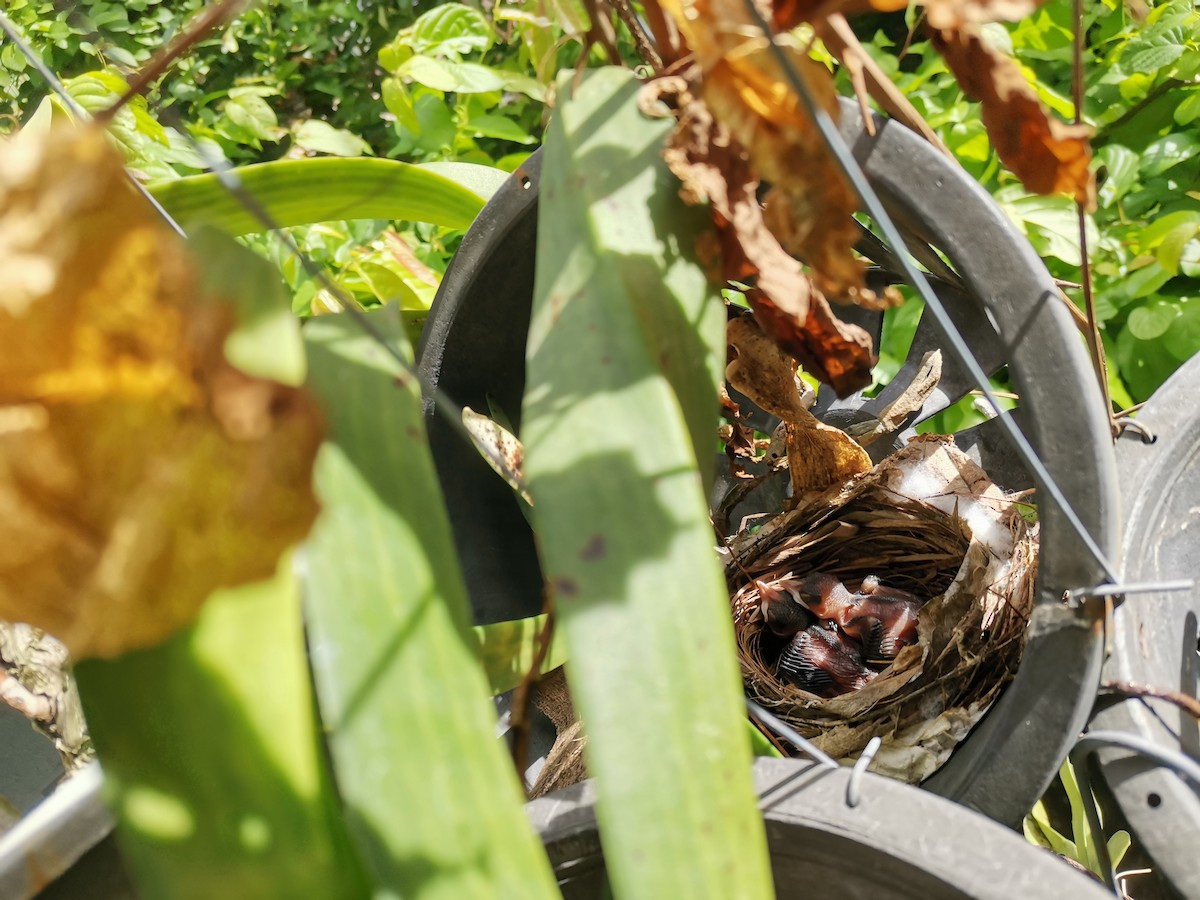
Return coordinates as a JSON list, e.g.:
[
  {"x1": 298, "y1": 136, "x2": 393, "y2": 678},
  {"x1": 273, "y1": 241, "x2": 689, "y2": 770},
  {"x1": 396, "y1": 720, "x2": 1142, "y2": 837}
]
[{"x1": 5, "y1": 0, "x2": 1195, "y2": 409}]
